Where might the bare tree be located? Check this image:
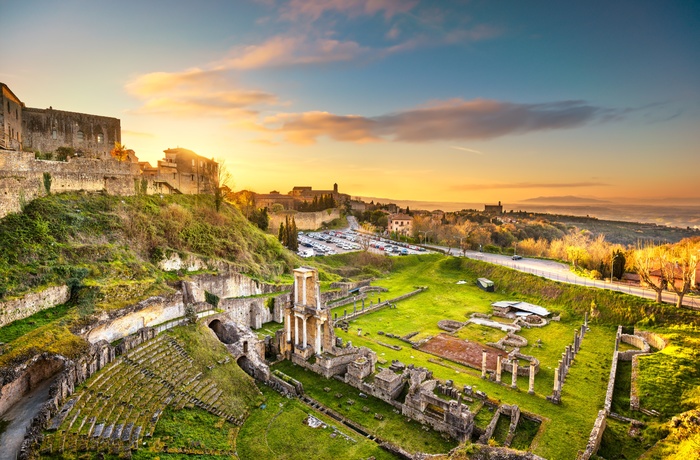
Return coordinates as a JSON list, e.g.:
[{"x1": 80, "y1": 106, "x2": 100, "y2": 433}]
[
  {"x1": 210, "y1": 158, "x2": 233, "y2": 212},
  {"x1": 634, "y1": 242, "x2": 668, "y2": 303},
  {"x1": 660, "y1": 240, "x2": 700, "y2": 308}
]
